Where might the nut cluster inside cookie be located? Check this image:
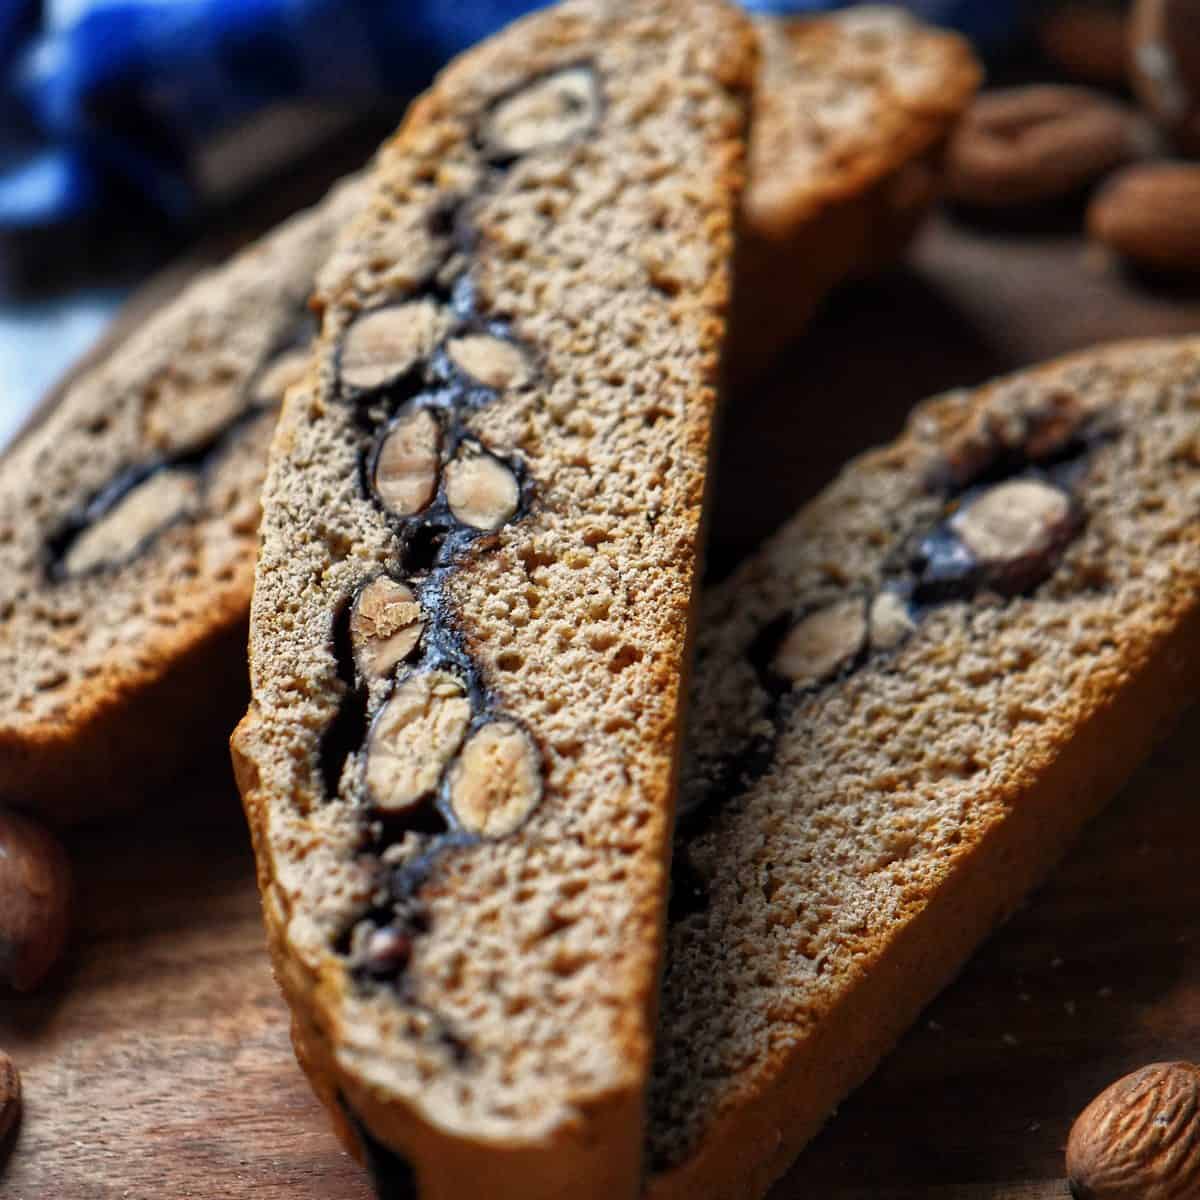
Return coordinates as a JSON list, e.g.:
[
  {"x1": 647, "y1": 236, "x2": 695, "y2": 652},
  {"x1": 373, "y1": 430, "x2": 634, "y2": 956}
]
[
  {"x1": 44, "y1": 318, "x2": 314, "y2": 581},
  {"x1": 671, "y1": 390, "x2": 1114, "y2": 917},
  {"x1": 321, "y1": 64, "x2": 603, "y2": 990}
]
